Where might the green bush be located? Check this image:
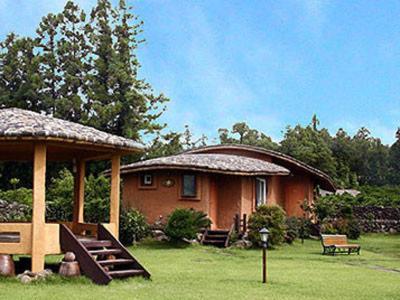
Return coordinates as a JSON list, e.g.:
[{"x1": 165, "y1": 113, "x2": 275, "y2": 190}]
[
  {"x1": 46, "y1": 169, "x2": 74, "y2": 221},
  {"x1": 83, "y1": 174, "x2": 110, "y2": 223},
  {"x1": 119, "y1": 209, "x2": 150, "y2": 246},
  {"x1": 285, "y1": 217, "x2": 299, "y2": 244},
  {"x1": 0, "y1": 188, "x2": 32, "y2": 206},
  {"x1": 320, "y1": 217, "x2": 361, "y2": 239},
  {"x1": 248, "y1": 205, "x2": 286, "y2": 248},
  {"x1": 347, "y1": 219, "x2": 361, "y2": 239},
  {"x1": 45, "y1": 168, "x2": 110, "y2": 223},
  {"x1": 165, "y1": 208, "x2": 211, "y2": 242}
]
